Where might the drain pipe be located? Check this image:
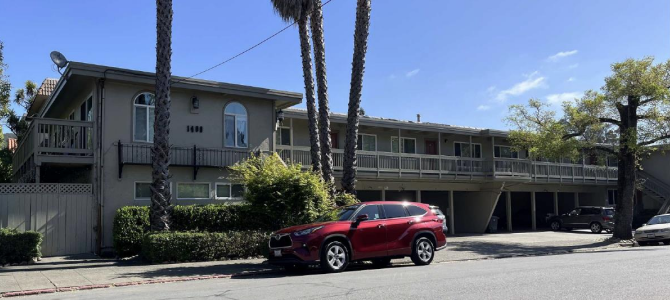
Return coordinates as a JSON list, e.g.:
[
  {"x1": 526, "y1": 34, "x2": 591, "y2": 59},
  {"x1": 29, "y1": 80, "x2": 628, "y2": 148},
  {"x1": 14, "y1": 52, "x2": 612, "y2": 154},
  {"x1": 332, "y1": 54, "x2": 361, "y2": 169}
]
[{"x1": 96, "y1": 78, "x2": 106, "y2": 253}]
